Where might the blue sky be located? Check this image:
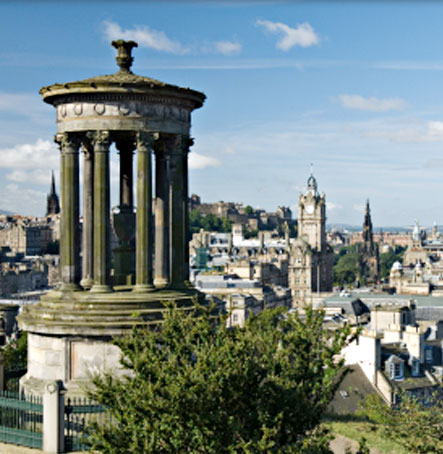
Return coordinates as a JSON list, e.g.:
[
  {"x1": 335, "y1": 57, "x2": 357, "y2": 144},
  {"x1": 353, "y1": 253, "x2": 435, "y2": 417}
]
[{"x1": 2, "y1": 1, "x2": 443, "y2": 227}]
